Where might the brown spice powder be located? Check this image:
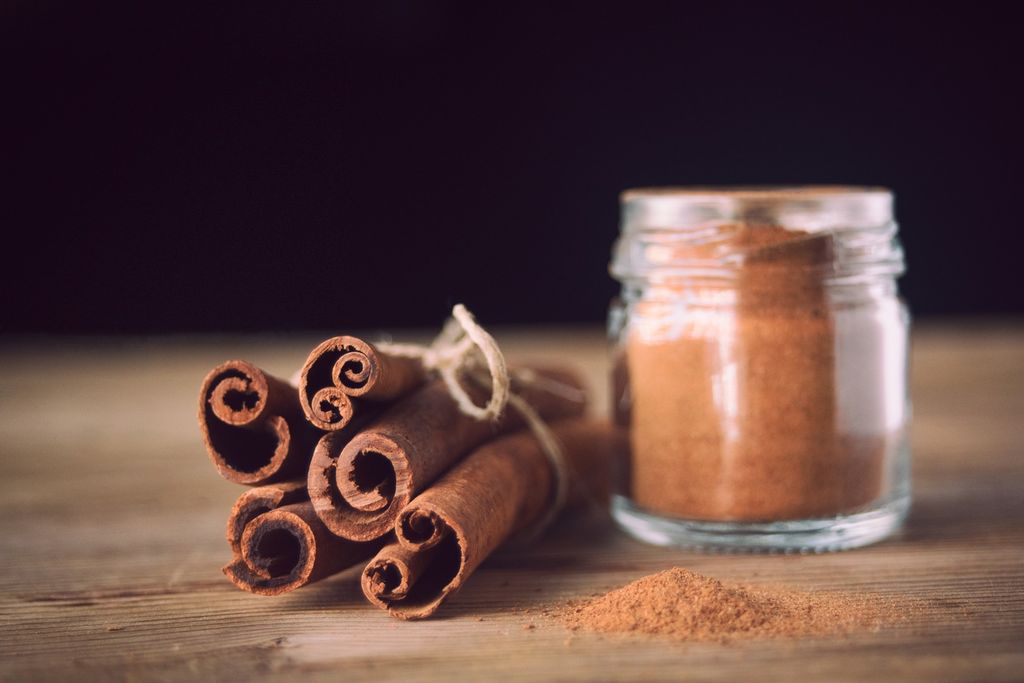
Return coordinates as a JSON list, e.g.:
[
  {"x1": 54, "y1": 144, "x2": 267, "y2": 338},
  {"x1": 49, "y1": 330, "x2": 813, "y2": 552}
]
[
  {"x1": 561, "y1": 568, "x2": 898, "y2": 642},
  {"x1": 623, "y1": 224, "x2": 887, "y2": 521}
]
